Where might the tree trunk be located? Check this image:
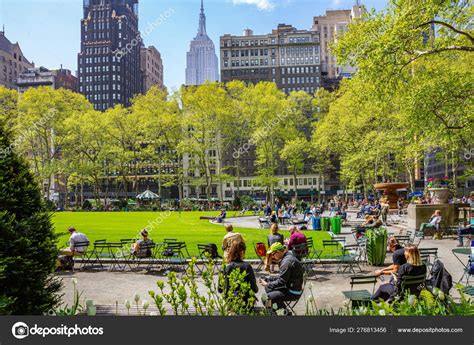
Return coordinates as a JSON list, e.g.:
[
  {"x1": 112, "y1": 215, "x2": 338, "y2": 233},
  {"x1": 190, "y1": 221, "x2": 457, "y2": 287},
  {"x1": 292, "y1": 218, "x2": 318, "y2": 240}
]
[{"x1": 293, "y1": 170, "x2": 298, "y2": 201}]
